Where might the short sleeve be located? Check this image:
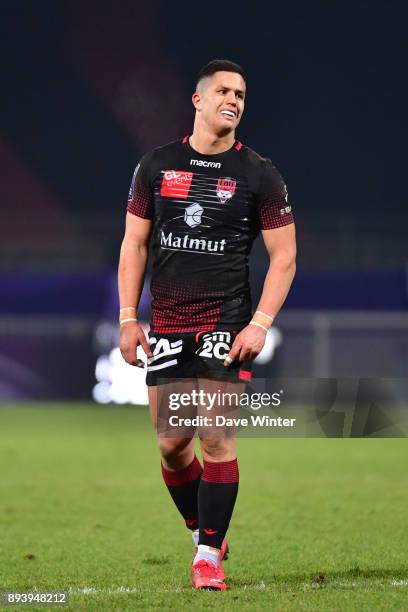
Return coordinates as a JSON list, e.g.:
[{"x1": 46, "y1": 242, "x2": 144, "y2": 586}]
[
  {"x1": 127, "y1": 153, "x2": 154, "y2": 219},
  {"x1": 256, "y1": 159, "x2": 294, "y2": 230}
]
